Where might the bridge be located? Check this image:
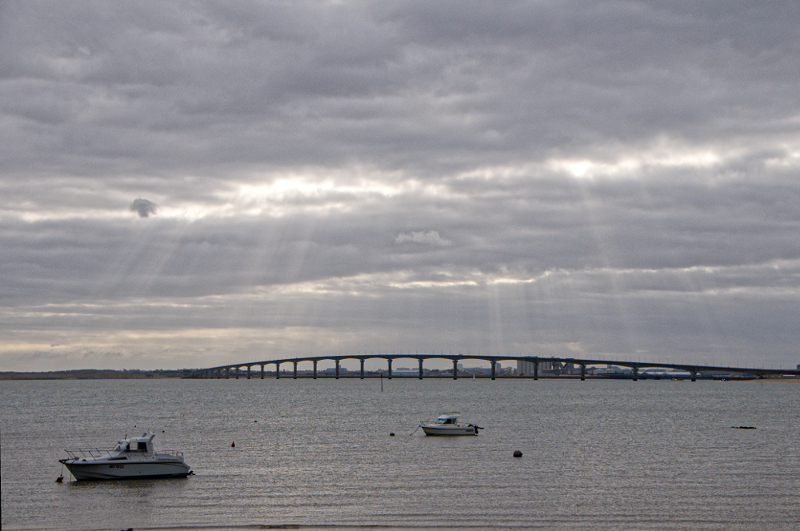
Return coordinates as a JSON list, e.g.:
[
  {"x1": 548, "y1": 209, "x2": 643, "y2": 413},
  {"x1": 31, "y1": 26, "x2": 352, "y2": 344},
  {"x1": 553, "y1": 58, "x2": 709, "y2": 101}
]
[{"x1": 187, "y1": 354, "x2": 800, "y2": 382}]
